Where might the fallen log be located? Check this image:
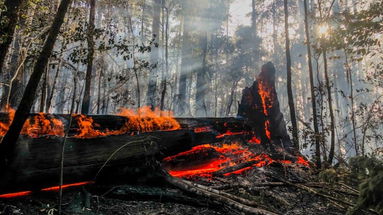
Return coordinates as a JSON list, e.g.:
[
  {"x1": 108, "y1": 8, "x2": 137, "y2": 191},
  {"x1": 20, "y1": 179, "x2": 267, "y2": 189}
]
[{"x1": 0, "y1": 117, "x2": 253, "y2": 194}]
